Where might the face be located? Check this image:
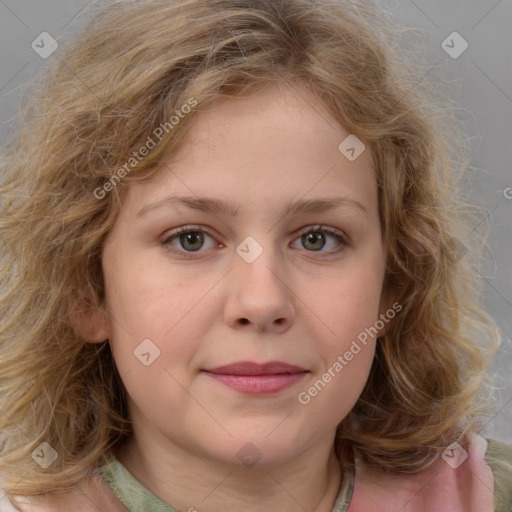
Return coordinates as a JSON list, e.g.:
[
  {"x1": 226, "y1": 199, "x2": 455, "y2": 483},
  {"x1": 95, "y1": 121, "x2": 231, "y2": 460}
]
[{"x1": 98, "y1": 84, "x2": 387, "y2": 468}]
